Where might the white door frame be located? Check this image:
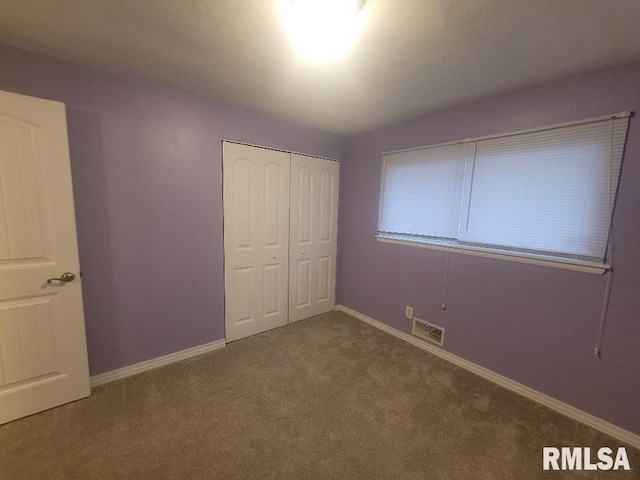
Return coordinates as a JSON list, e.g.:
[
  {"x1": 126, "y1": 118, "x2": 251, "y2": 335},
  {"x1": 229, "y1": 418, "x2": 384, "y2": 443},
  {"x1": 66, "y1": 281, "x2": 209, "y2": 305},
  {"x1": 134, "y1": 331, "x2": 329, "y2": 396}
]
[{"x1": 222, "y1": 141, "x2": 340, "y2": 341}]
